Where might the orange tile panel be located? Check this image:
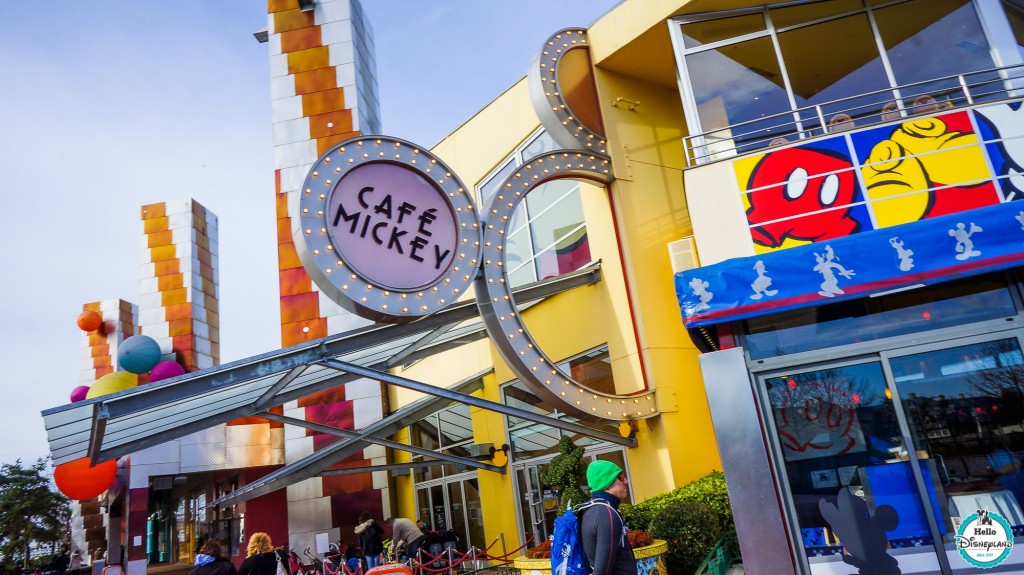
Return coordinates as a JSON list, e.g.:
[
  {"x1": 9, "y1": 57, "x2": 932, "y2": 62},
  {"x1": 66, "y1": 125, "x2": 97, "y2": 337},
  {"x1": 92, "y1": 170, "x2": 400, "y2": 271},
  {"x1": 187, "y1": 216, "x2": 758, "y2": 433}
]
[
  {"x1": 199, "y1": 263, "x2": 215, "y2": 282},
  {"x1": 144, "y1": 217, "x2": 169, "y2": 234},
  {"x1": 280, "y1": 292, "x2": 320, "y2": 323},
  {"x1": 92, "y1": 357, "x2": 111, "y2": 369},
  {"x1": 88, "y1": 333, "x2": 107, "y2": 346},
  {"x1": 161, "y1": 288, "x2": 189, "y2": 307},
  {"x1": 172, "y1": 335, "x2": 194, "y2": 352},
  {"x1": 140, "y1": 203, "x2": 166, "y2": 220},
  {"x1": 275, "y1": 169, "x2": 282, "y2": 194},
  {"x1": 280, "y1": 26, "x2": 322, "y2": 53},
  {"x1": 84, "y1": 302, "x2": 101, "y2": 312},
  {"x1": 281, "y1": 318, "x2": 326, "y2": 346},
  {"x1": 150, "y1": 245, "x2": 177, "y2": 263},
  {"x1": 198, "y1": 247, "x2": 212, "y2": 266},
  {"x1": 205, "y1": 297, "x2": 219, "y2": 314},
  {"x1": 309, "y1": 109, "x2": 353, "y2": 139},
  {"x1": 164, "y1": 303, "x2": 191, "y2": 321},
  {"x1": 206, "y1": 311, "x2": 220, "y2": 327},
  {"x1": 288, "y1": 46, "x2": 330, "y2": 74},
  {"x1": 268, "y1": 0, "x2": 299, "y2": 14},
  {"x1": 294, "y1": 67, "x2": 337, "y2": 96},
  {"x1": 278, "y1": 241, "x2": 303, "y2": 270},
  {"x1": 322, "y1": 472, "x2": 372, "y2": 495},
  {"x1": 279, "y1": 267, "x2": 312, "y2": 296},
  {"x1": 169, "y1": 319, "x2": 192, "y2": 337},
  {"x1": 154, "y1": 259, "x2": 181, "y2": 277},
  {"x1": 95, "y1": 366, "x2": 113, "y2": 378},
  {"x1": 277, "y1": 217, "x2": 293, "y2": 244},
  {"x1": 210, "y1": 342, "x2": 220, "y2": 359},
  {"x1": 147, "y1": 230, "x2": 174, "y2": 249},
  {"x1": 317, "y1": 131, "x2": 360, "y2": 156},
  {"x1": 273, "y1": 8, "x2": 315, "y2": 34},
  {"x1": 275, "y1": 191, "x2": 289, "y2": 219},
  {"x1": 301, "y1": 88, "x2": 347, "y2": 116},
  {"x1": 90, "y1": 344, "x2": 109, "y2": 358},
  {"x1": 158, "y1": 274, "x2": 184, "y2": 292},
  {"x1": 136, "y1": 373, "x2": 150, "y2": 386}
]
